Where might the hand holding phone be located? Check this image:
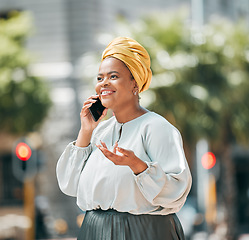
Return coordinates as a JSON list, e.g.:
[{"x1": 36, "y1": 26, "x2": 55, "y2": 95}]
[{"x1": 89, "y1": 98, "x2": 106, "y2": 122}]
